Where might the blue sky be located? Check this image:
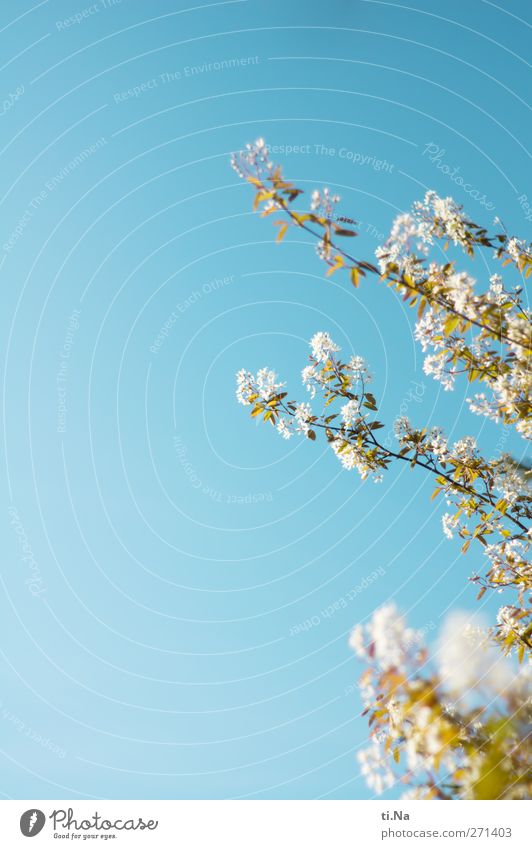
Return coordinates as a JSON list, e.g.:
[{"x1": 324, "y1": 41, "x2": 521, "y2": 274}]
[{"x1": 0, "y1": 0, "x2": 530, "y2": 799}]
